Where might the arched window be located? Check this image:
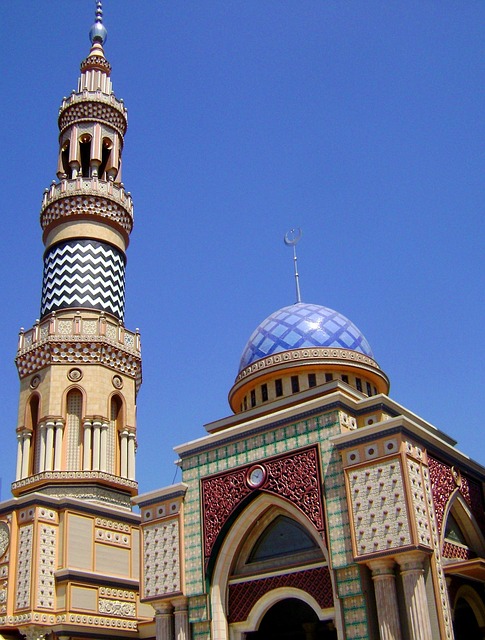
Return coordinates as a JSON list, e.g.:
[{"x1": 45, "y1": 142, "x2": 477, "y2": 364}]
[
  {"x1": 26, "y1": 395, "x2": 40, "y2": 474},
  {"x1": 233, "y1": 513, "x2": 324, "y2": 577},
  {"x1": 66, "y1": 389, "x2": 83, "y2": 470},
  {"x1": 110, "y1": 395, "x2": 123, "y2": 474},
  {"x1": 79, "y1": 134, "x2": 92, "y2": 177},
  {"x1": 99, "y1": 137, "x2": 113, "y2": 179},
  {"x1": 249, "y1": 516, "x2": 320, "y2": 563}
]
